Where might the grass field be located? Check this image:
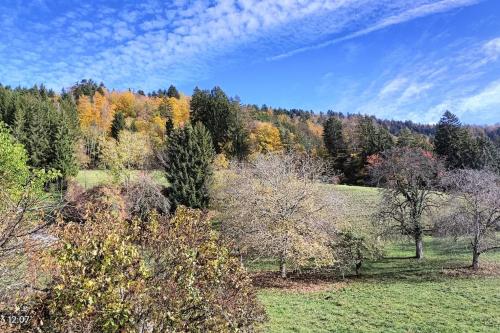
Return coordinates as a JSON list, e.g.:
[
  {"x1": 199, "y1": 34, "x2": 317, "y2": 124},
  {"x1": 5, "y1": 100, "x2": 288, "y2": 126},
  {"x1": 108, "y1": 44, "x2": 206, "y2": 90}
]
[
  {"x1": 74, "y1": 169, "x2": 168, "y2": 189},
  {"x1": 258, "y1": 237, "x2": 500, "y2": 333}
]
